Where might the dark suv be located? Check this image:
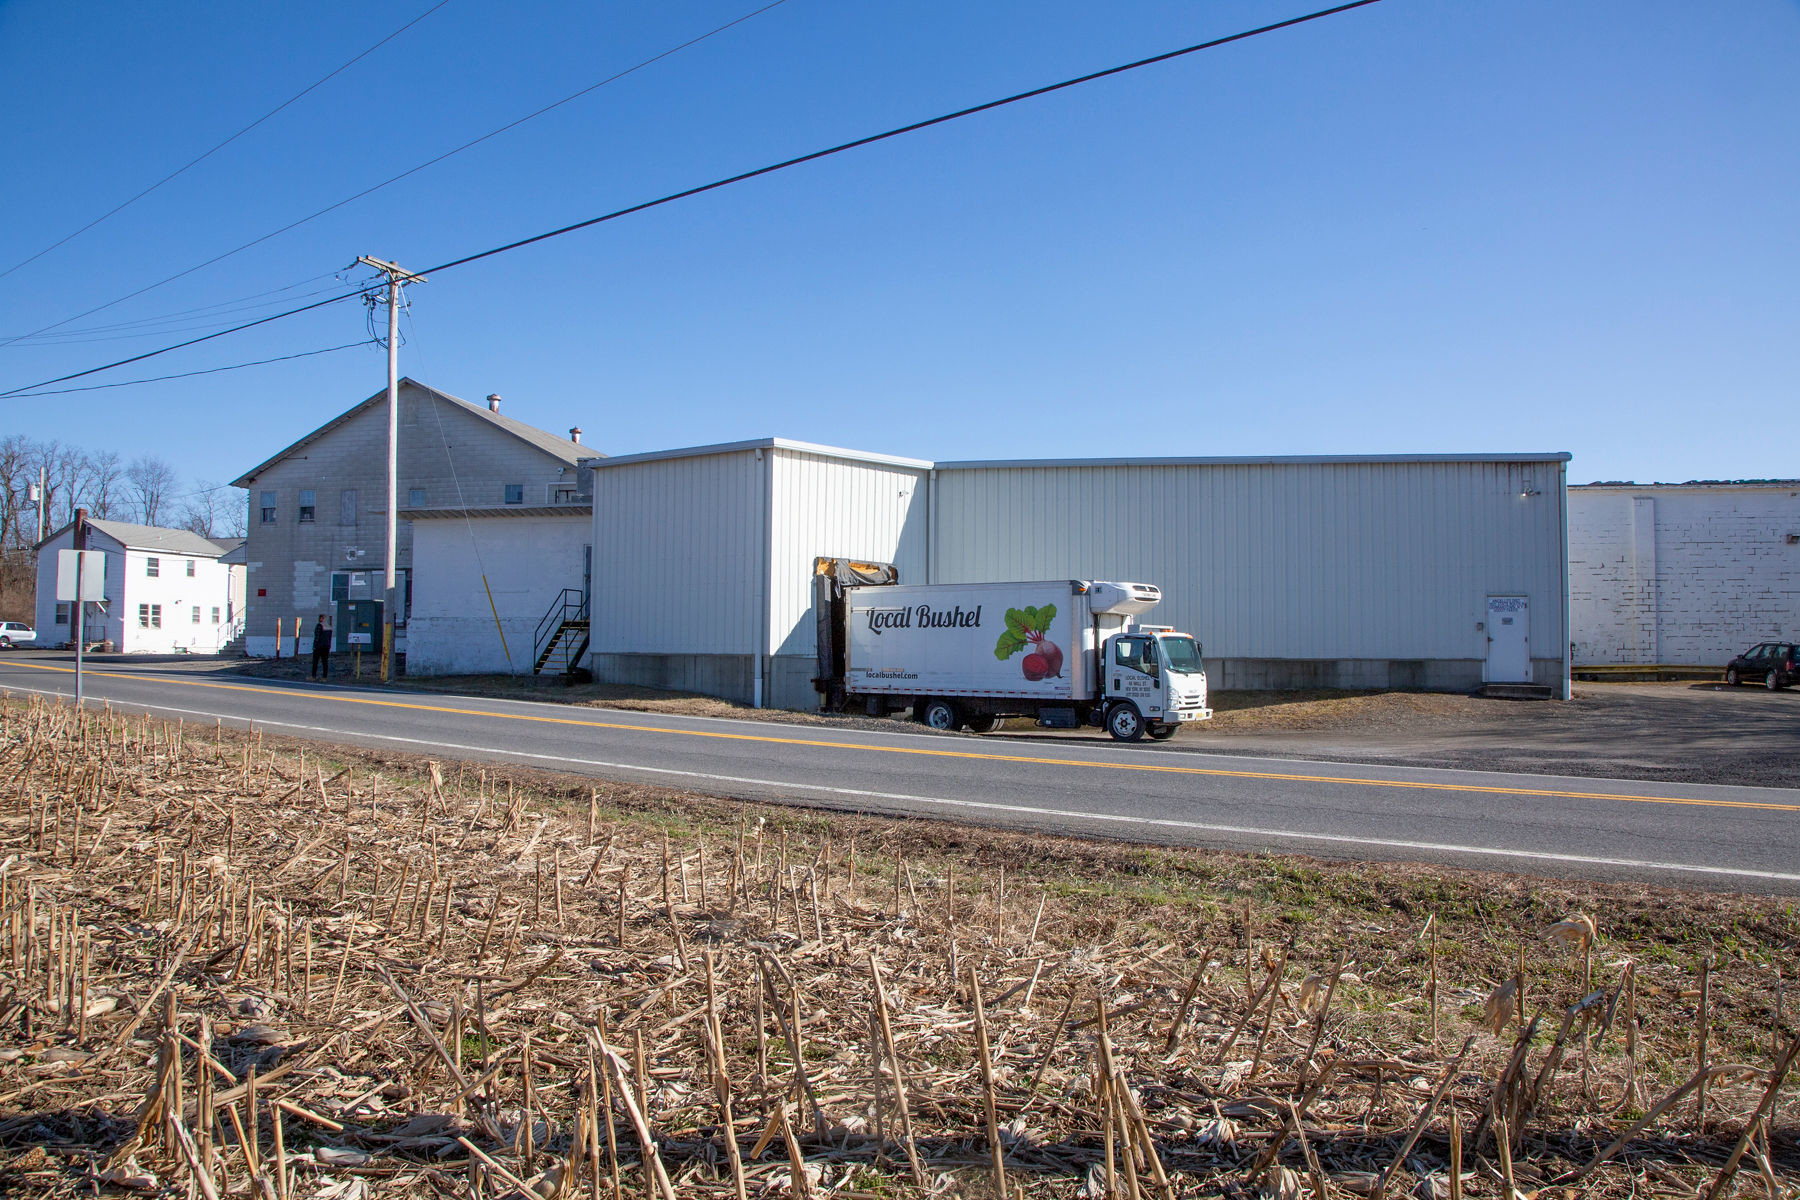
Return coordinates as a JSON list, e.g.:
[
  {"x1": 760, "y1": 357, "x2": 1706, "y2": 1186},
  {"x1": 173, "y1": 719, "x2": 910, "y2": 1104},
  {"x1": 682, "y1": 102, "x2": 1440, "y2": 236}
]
[{"x1": 1724, "y1": 642, "x2": 1797, "y2": 690}]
